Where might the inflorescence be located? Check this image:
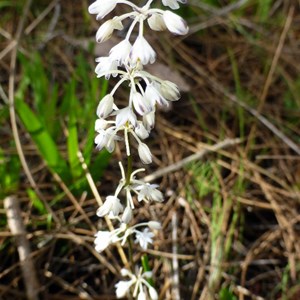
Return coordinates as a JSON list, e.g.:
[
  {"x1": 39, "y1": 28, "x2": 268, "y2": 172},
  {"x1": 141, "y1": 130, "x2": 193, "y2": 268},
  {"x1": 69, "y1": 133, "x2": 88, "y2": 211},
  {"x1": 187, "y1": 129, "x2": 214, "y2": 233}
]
[{"x1": 88, "y1": 0, "x2": 188, "y2": 298}]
